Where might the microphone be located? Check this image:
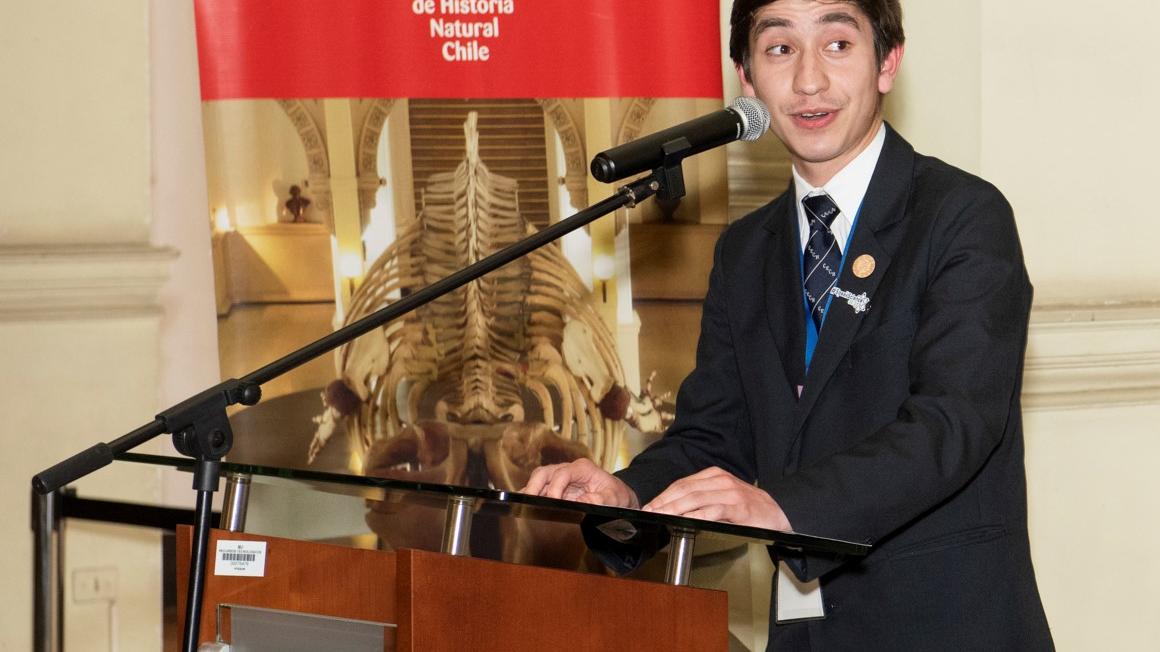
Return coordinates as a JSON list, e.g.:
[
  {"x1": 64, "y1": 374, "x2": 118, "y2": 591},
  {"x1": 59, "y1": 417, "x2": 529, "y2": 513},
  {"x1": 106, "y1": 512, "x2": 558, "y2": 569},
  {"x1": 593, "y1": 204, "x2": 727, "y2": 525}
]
[{"x1": 590, "y1": 96, "x2": 770, "y2": 184}]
